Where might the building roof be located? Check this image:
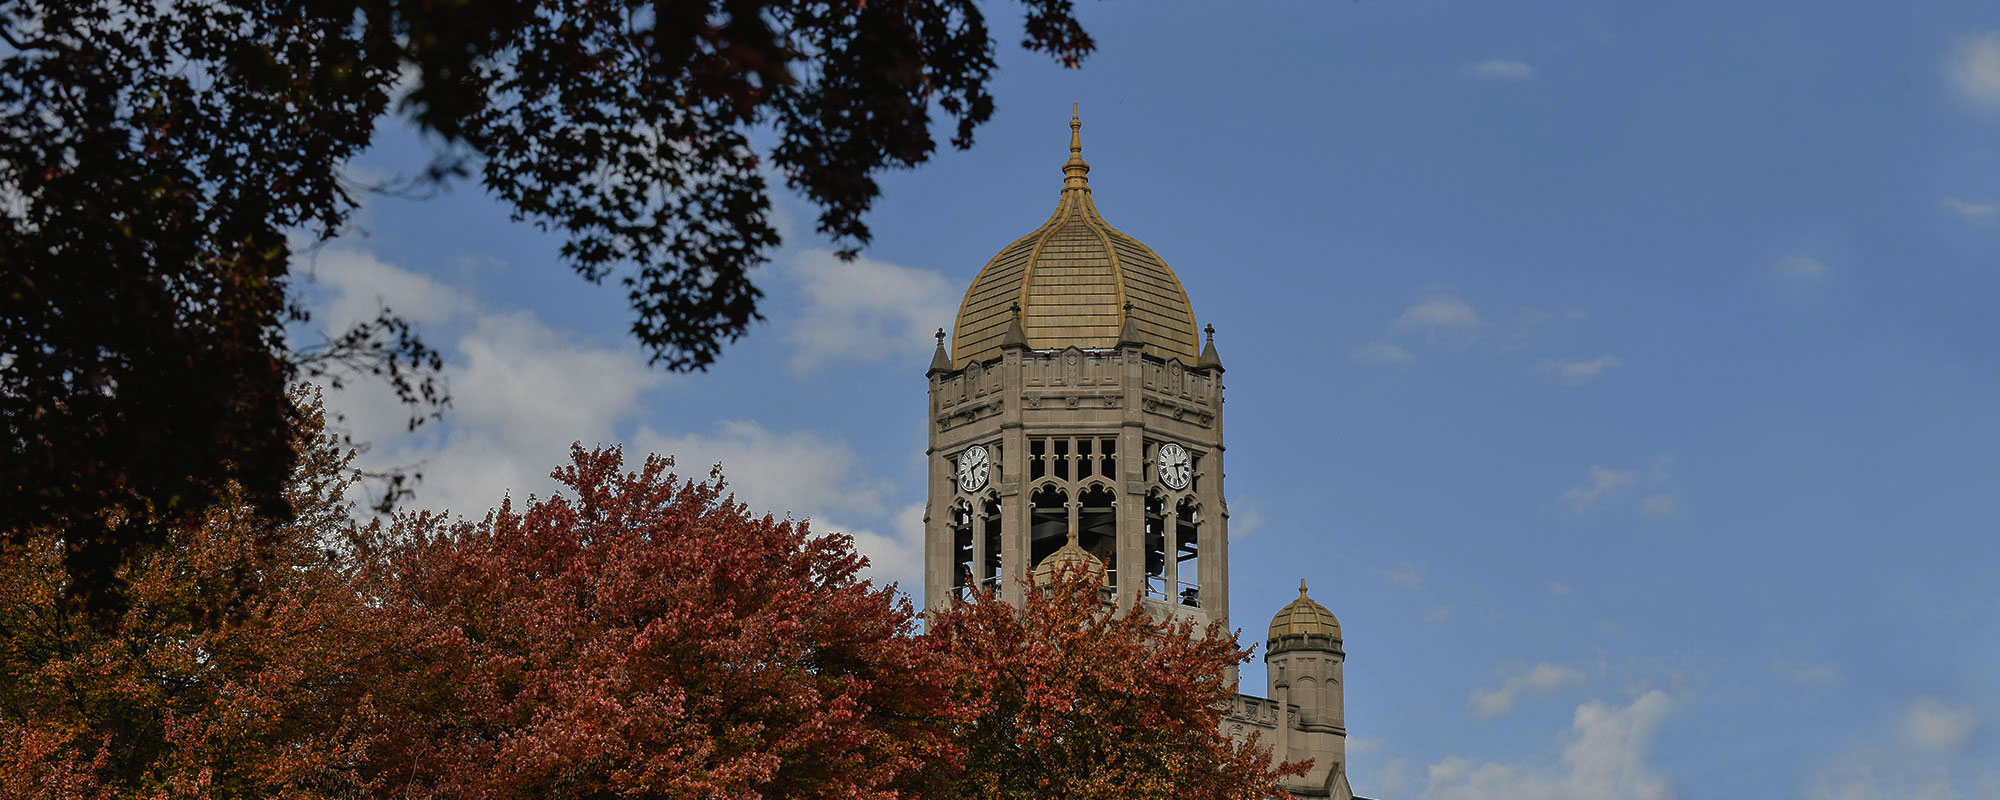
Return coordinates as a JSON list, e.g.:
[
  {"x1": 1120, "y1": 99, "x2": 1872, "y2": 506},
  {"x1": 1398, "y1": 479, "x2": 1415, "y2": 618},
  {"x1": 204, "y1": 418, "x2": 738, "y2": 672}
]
[
  {"x1": 1269, "y1": 580, "x2": 1342, "y2": 641},
  {"x1": 949, "y1": 107, "x2": 1202, "y2": 368}
]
